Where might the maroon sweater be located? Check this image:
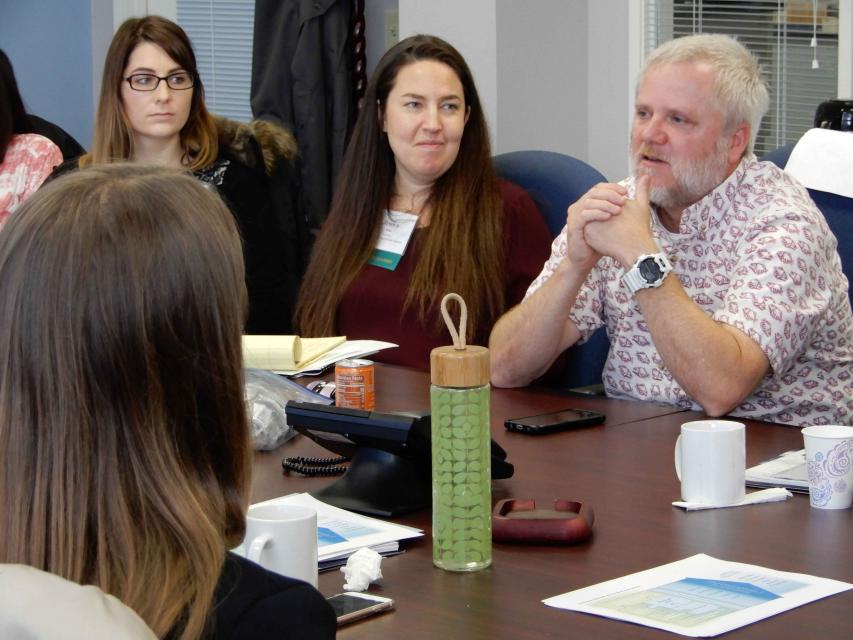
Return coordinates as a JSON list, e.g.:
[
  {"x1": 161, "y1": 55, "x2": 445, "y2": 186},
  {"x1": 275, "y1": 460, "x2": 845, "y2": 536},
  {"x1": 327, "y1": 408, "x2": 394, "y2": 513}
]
[{"x1": 336, "y1": 181, "x2": 551, "y2": 370}]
